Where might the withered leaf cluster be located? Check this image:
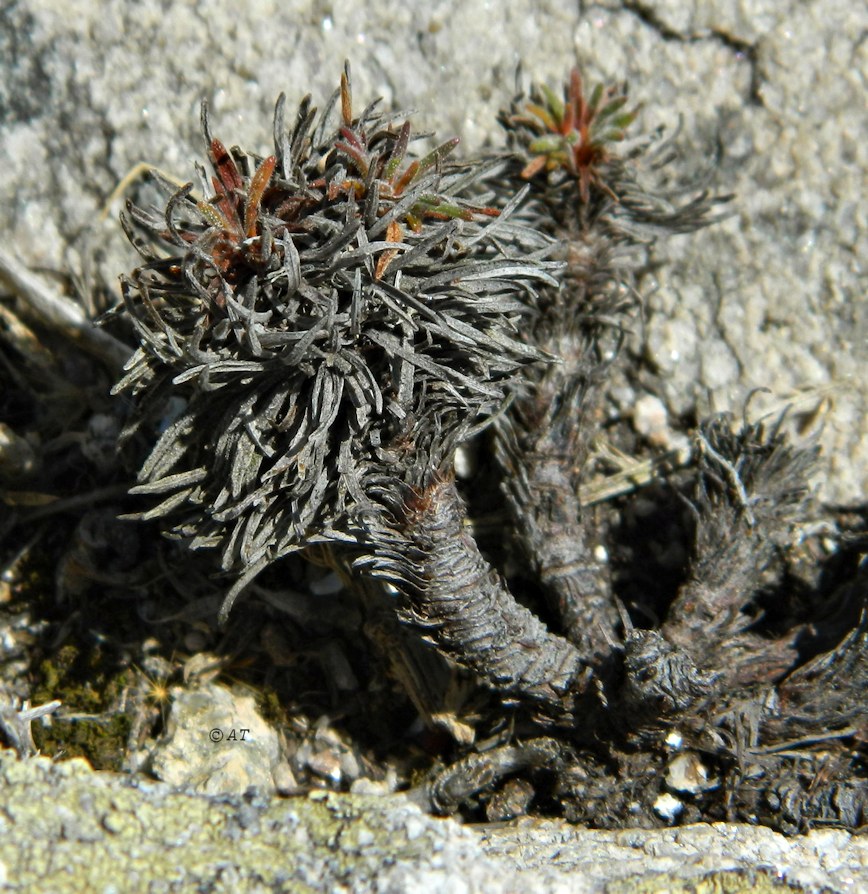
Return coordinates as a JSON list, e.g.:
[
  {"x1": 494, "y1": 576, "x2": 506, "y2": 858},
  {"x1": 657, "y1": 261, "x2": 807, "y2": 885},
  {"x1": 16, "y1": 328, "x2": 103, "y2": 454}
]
[
  {"x1": 108, "y1": 65, "x2": 866, "y2": 833},
  {"x1": 110, "y1": 64, "x2": 556, "y2": 617}
]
